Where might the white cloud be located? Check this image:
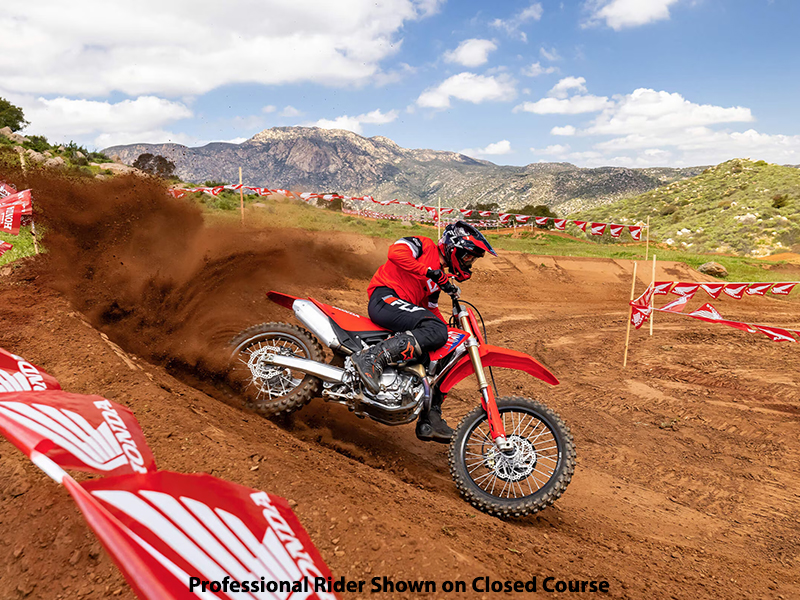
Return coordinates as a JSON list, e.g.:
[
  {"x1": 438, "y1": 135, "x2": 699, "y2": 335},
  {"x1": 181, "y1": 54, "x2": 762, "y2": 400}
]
[
  {"x1": 586, "y1": 88, "x2": 754, "y2": 136},
  {"x1": 19, "y1": 95, "x2": 192, "y2": 147},
  {"x1": 460, "y1": 140, "x2": 513, "y2": 157},
  {"x1": 491, "y1": 3, "x2": 544, "y2": 41},
  {"x1": 551, "y1": 125, "x2": 577, "y2": 136},
  {"x1": 549, "y1": 76, "x2": 588, "y2": 98},
  {"x1": 417, "y1": 73, "x2": 516, "y2": 109},
  {"x1": 262, "y1": 105, "x2": 277, "y2": 113},
  {"x1": 584, "y1": 0, "x2": 680, "y2": 31},
  {"x1": 311, "y1": 109, "x2": 398, "y2": 134},
  {"x1": 522, "y1": 62, "x2": 557, "y2": 77},
  {"x1": 531, "y1": 144, "x2": 571, "y2": 156},
  {"x1": 516, "y1": 95, "x2": 610, "y2": 114},
  {"x1": 540, "y1": 46, "x2": 561, "y2": 61},
  {"x1": 0, "y1": 0, "x2": 443, "y2": 97},
  {"x1": 280, "y1": 106, "x2": 302, "y2": 118},
  {"x1": 443, "y1": 39, "x2": 498, "y2": 67}
]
